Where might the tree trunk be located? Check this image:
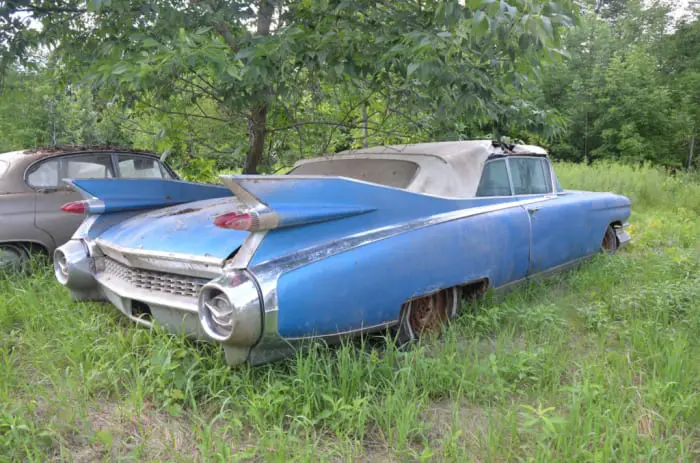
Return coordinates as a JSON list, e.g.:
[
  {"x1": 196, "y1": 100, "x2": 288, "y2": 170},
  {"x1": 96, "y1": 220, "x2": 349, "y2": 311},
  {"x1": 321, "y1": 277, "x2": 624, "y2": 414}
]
[
  {"x1": 688, "y1": 133, "x2": 696, "y2": 171},
  {"x1": 244, "y1": 104, "x2": 269, "y2": 174},
  {"x1": 243, "y1": 0, "x2": 275, "y2": 174},
  {"x1": 362, "y1": 105, "x2": 369, "y2": 148}
]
